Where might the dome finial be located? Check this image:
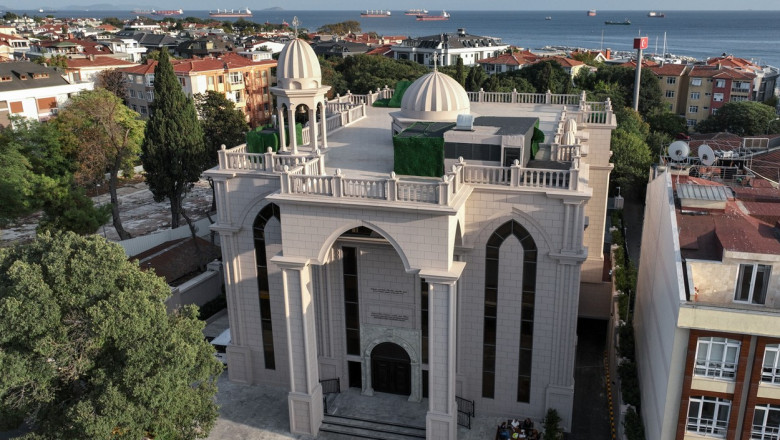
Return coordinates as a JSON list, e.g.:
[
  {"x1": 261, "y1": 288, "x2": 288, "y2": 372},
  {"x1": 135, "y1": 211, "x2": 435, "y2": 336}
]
[{"x1": 432, "y1": 53, "x2": 439, "y2": 72}]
